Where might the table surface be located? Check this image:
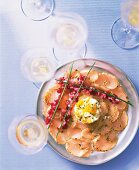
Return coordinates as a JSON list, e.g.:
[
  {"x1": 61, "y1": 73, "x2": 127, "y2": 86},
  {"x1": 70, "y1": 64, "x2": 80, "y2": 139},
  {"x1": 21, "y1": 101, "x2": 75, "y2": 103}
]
[{"x1": 0, "y1": 0, "x2": 139, "y2": 170}]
